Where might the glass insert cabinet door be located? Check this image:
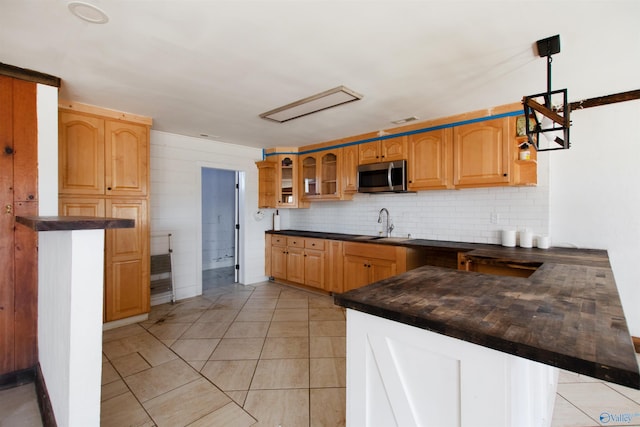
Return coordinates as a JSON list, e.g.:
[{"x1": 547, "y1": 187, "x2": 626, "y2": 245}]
[
  {"x1": 279, "y1": 156, "x2": 295, "y2": 205},
  {"x1": 302, "y1": 155, "x2": 317, "y2": 196},
  {"x1": 321, "y1": 152, "x2": 337, "y2": 195}
]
